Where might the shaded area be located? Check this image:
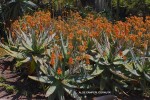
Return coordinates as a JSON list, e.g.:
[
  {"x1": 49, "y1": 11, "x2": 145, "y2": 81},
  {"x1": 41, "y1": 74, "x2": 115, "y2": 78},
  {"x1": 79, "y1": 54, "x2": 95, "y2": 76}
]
[{"x1": 0, "y1": 58, "x2": 46, "y2": 100}]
